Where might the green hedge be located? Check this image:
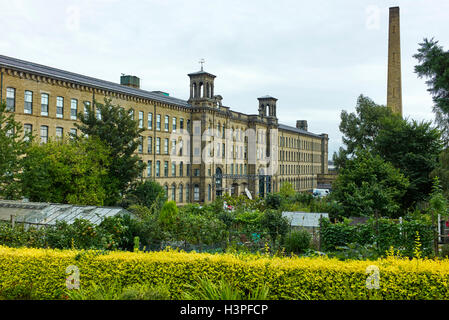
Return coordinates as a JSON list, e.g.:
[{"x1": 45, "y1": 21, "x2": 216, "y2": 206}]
[
  {"x1": 1, "y1": 246, "x2": 449, "y2": 300},
  {"x1": 320, "y1": 218, "x2": 434, "y2": 257}
]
